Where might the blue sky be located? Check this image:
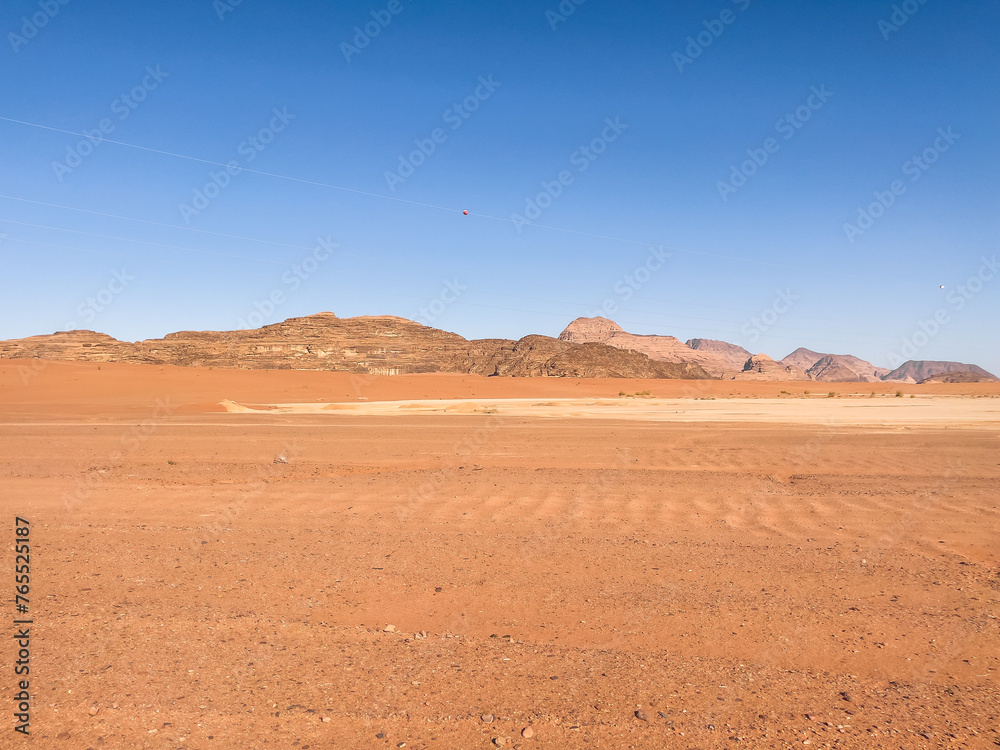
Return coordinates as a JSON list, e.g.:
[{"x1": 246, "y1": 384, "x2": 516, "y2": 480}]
[{"x1": 1, "y1": 0, "x2": 998, "y2": 374}]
